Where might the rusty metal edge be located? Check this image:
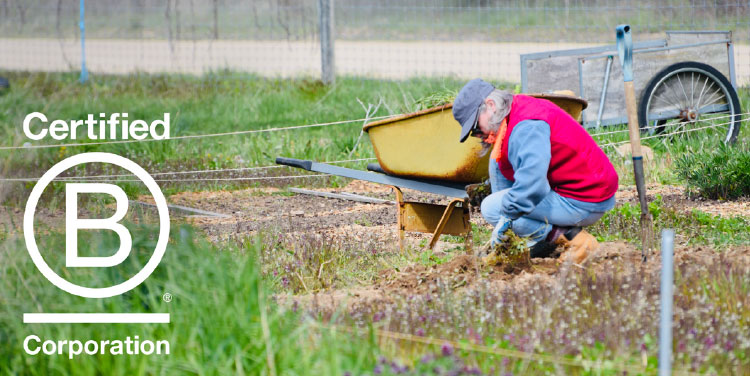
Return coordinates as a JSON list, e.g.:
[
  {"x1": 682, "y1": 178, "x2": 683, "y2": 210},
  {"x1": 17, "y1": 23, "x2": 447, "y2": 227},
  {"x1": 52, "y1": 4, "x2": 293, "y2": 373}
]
[
  {"x1": 363, "y1": 93, "x2": 588, "y2": 133},
  {"x1": 528, "y1": 93, "x2": 589, "y2": 110},
  {"x1": 363, "y1": 103, "x2": 454, "y2": 132}
]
